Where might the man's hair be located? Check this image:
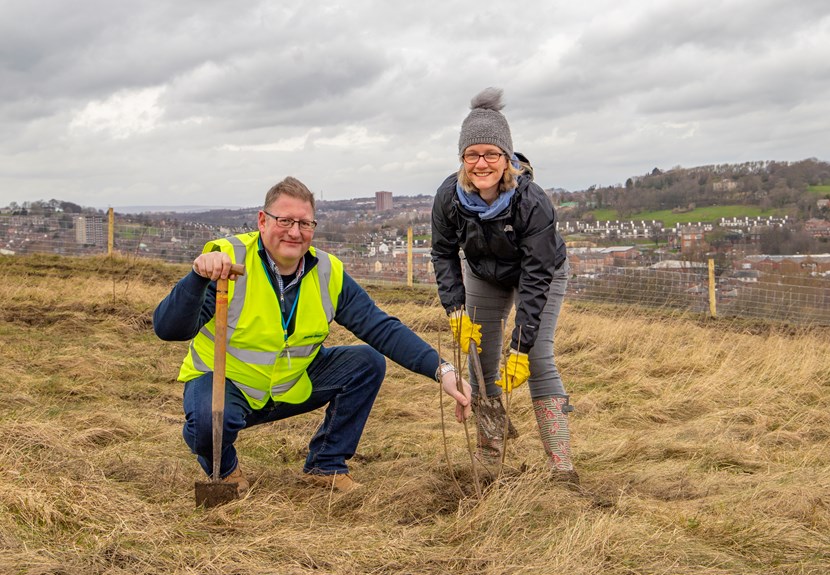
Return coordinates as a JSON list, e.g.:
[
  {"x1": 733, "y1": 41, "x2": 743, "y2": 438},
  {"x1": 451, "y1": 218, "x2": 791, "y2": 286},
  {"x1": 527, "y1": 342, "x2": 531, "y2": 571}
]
[{"x1": 263, "y1": 177, "x2": 316, "y2": 212}]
